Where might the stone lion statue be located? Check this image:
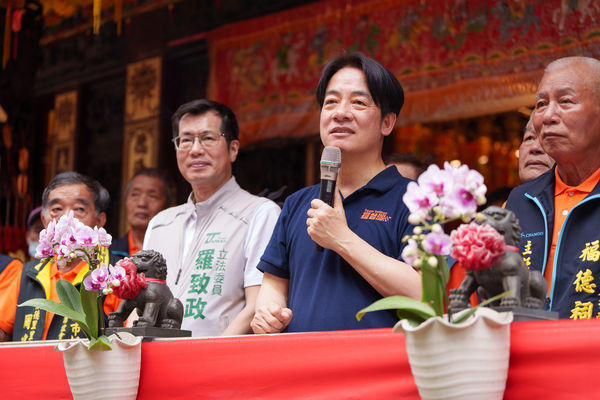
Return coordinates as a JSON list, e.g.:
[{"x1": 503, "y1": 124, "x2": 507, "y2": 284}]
[
  {"x1": 108, "y1": 250, "x2": 183, "y2": 329},
  {"x1": 449, "y1": 206, "x2": 547, "y2": 312}
]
